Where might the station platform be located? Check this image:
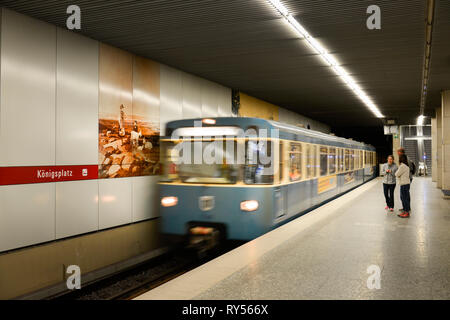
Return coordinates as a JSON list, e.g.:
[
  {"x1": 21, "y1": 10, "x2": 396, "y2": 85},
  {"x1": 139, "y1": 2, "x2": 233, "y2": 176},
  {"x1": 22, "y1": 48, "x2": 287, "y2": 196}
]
[{"x1": 136, "y1": 177, "x2": 450, "y2": 300}]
